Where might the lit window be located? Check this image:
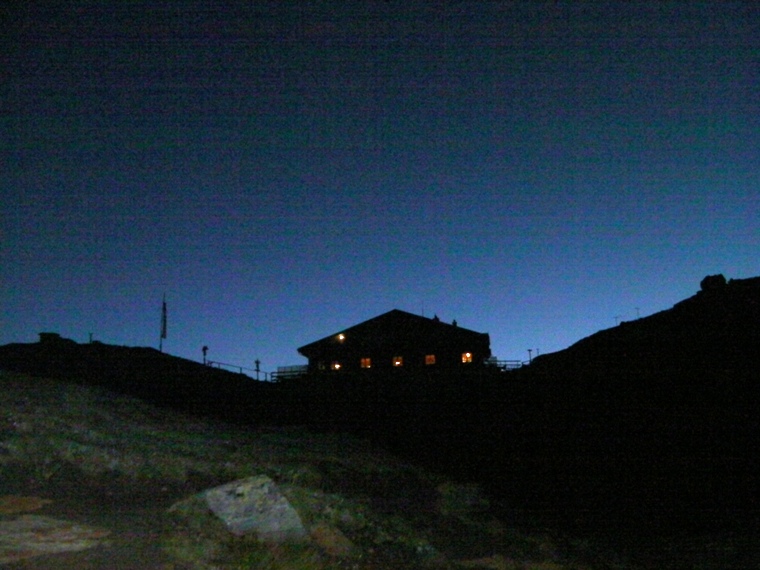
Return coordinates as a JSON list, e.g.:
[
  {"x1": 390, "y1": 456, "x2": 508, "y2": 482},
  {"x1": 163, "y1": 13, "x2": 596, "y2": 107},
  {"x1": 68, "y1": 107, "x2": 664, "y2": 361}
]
[
  {"x1": 337, "y1": 333, "x2": 345, "y2": 342},
  {"x1": 462, "y1": 352, "x2": 473, "y2": 364},
  {"x1": 360, "y1": 358, "x2": 371, "y2": 369},
  {"x1": 392, "y1": 356, "x2": 403, "y2": 367},
  {"x1": 331, "y1": 361, "x2": 342, "y2": 370},
  {"x1": 425, "y1": 354, "x2": 436, "y2": 365}
]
